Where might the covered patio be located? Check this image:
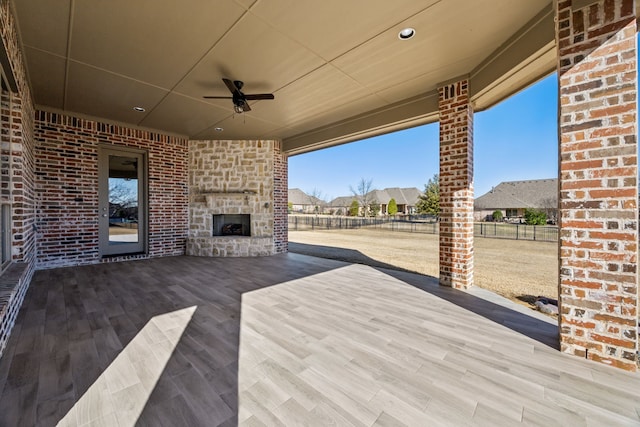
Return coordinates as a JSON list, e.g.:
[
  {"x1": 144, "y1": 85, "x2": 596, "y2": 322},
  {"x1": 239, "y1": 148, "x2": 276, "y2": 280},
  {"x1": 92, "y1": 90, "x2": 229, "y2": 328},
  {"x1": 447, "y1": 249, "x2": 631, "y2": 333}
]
[
  {"x1": 0, "y1": 0, "x2": 639, "y2": 424},
  {"x1": 1, "y1": 254, "x2": 639, "y2": 426}
]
